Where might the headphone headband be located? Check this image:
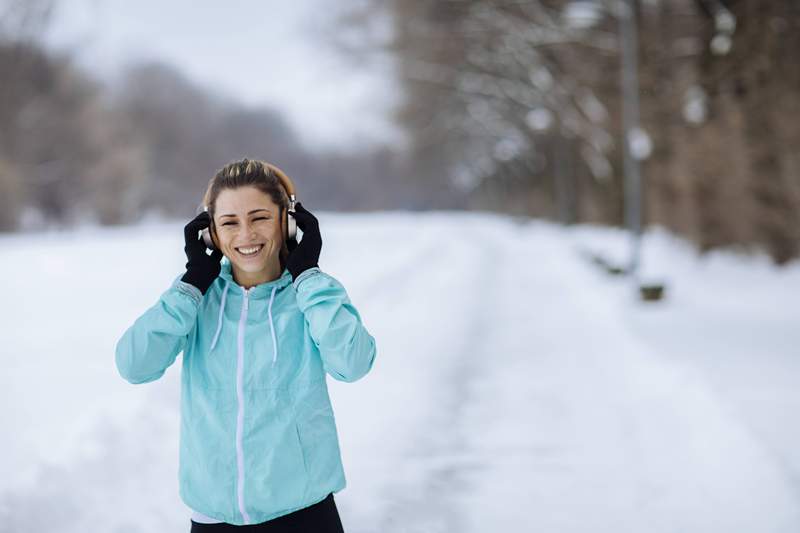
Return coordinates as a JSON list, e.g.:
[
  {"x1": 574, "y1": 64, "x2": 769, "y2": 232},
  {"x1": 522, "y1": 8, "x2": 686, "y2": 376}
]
[{"x1": 264, "y1": 162, "x2": 296, "y2": 200}]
